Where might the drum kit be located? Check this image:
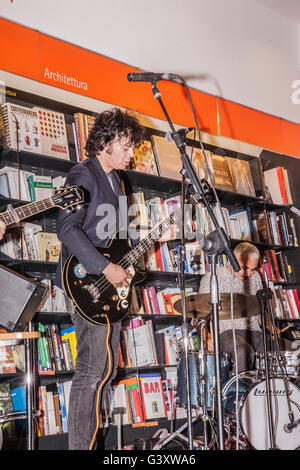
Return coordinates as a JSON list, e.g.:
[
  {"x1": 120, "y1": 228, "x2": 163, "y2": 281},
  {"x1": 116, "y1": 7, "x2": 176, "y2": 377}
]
[{"x1": 173, "y1": 293, "x2": 300, "y2": 451}]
